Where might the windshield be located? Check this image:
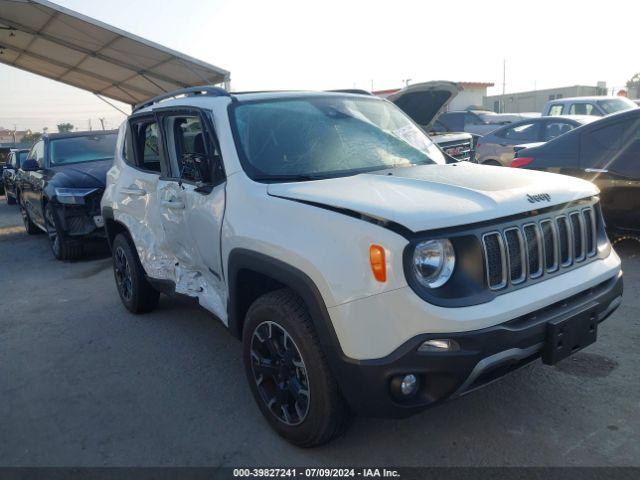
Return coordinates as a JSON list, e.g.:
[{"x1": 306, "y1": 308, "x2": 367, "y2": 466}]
[
  {"x1": 598, "y1": 98, "x2": 637, "y2": 115},
  {"x1": 50, "y1": 133, "x2": 117, "y2": 166},
  {"x1": 230, "y1": 96, "x2": 444, "y2": 181}
]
